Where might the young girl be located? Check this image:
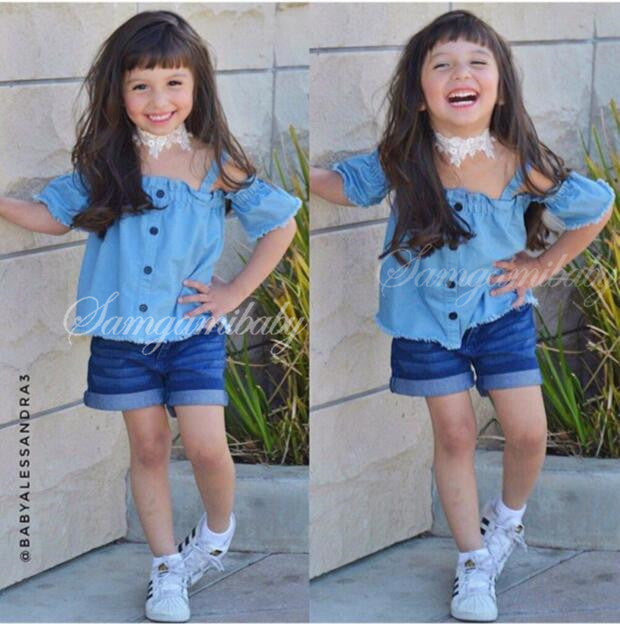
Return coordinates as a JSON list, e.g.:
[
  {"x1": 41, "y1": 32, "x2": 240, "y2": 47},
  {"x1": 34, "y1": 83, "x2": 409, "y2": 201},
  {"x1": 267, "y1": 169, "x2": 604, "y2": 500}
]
[
  {"x1": 0, "y1": 11, "x2": 301, "y2": 623},
  {"x1": 310, "y1": 10, "x2": 613, "y2": 623}
]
